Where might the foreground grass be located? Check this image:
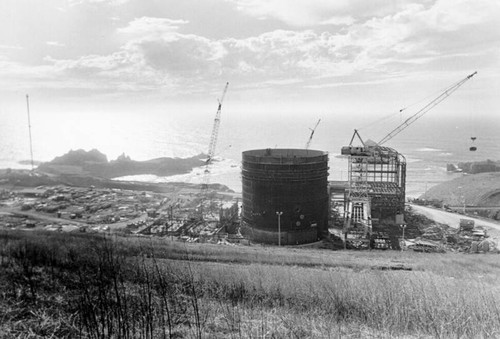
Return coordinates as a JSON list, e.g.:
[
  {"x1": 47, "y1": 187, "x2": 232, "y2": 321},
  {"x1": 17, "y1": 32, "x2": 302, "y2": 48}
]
[{"x1": 1, "y1": 230, "x2": 500, "y2": 338}]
